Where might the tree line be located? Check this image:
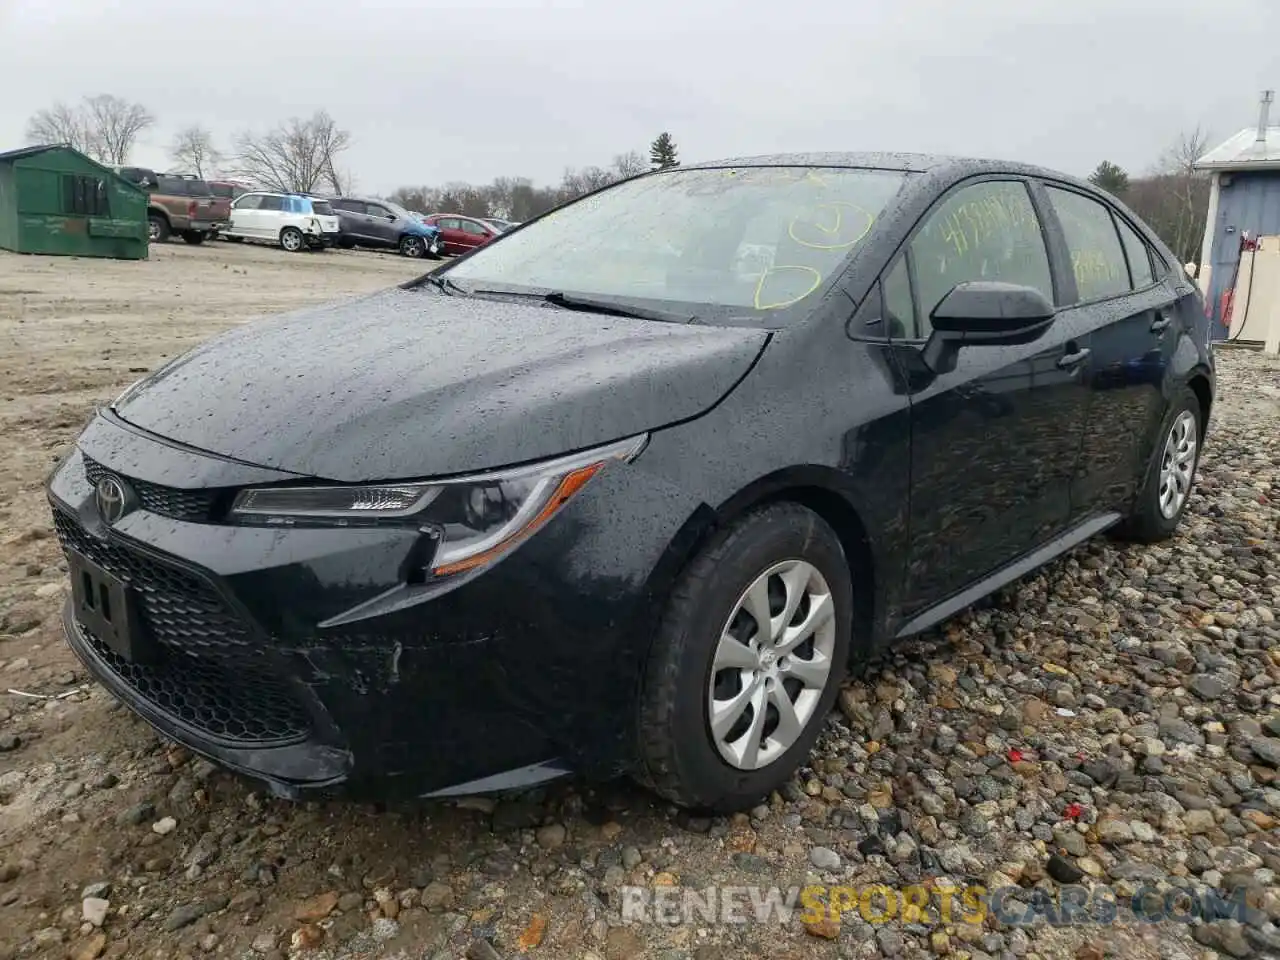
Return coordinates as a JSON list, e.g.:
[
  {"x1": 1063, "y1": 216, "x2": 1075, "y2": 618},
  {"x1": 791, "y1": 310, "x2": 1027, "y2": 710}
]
[
  {"x1": 1087, "y1": 128, "x2": 1213, "y2": 266},
  {"x1": 24, "y1": 94, "x2": 681, "y2": 220},
  {"x1": 24, "y1": 93, "x2": 1212, "y2": 261}
]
